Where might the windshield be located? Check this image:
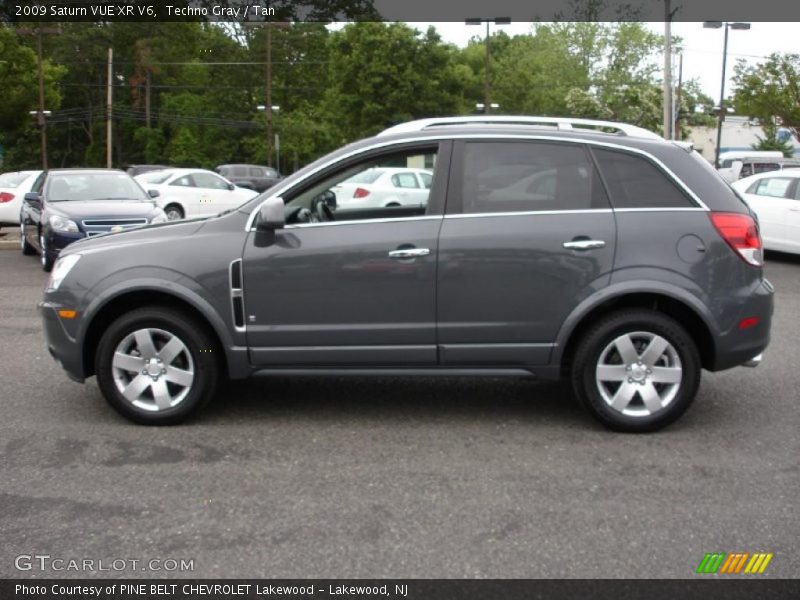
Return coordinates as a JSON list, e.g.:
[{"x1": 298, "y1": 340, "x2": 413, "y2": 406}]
[
  {"x1": 46, "y1": 172, "x2": 148, "y2": 202},
  {"x1": 137, "y1": 171, "x2": 173, "y2": 184}
]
